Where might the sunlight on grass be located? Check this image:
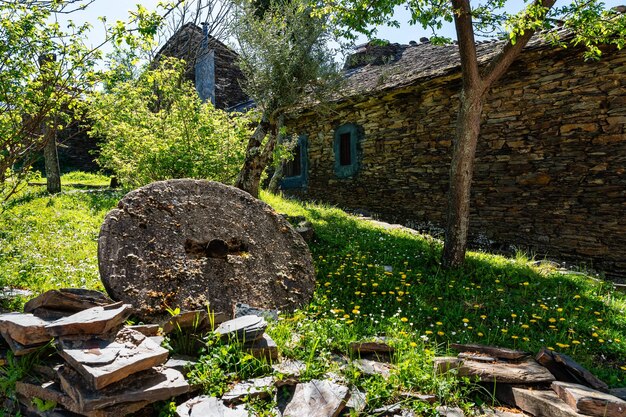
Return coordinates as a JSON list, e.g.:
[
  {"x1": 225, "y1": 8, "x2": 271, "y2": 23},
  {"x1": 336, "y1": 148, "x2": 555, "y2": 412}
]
[{"x1": 0, "y1": 182, "x2": 624, "y2": 397}]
